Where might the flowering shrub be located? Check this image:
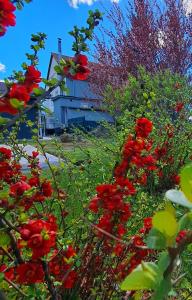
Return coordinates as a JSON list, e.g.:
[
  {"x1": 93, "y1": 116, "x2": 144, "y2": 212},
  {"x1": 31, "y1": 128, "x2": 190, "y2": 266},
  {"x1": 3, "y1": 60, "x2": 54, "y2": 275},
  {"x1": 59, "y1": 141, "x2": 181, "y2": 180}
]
[
  {"x1": 0, "y1": 0, "x2": 16, "y2": 36},
  {"x1": 0, "y1": 1, "x2": 192, "y2": 300}
]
